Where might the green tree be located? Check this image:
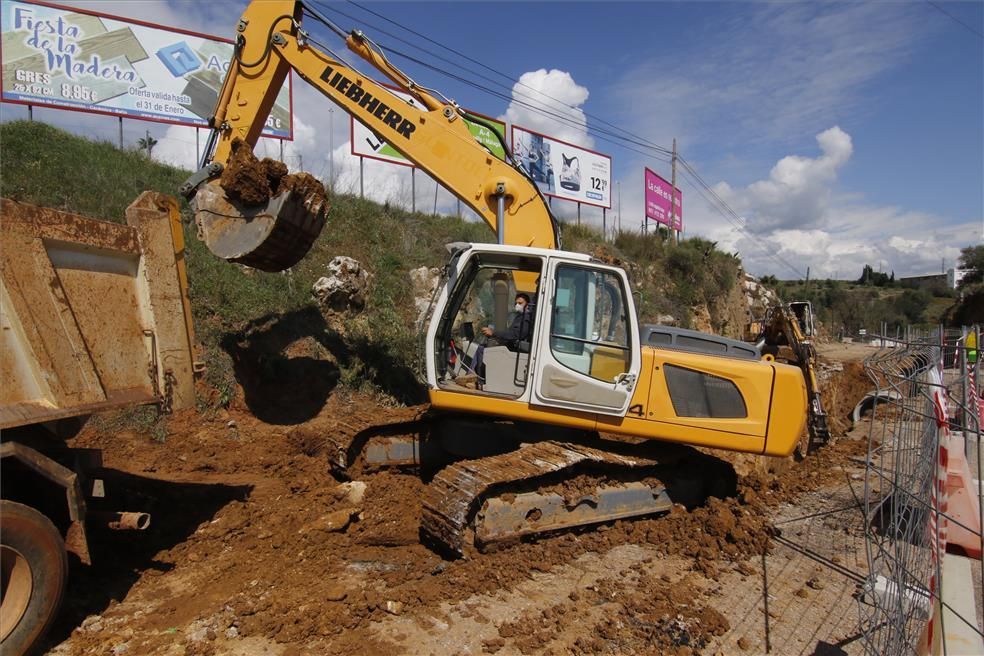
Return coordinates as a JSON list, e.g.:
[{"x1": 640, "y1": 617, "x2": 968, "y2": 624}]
[
  {"x1": 858, "y1": 264, "x2": 891, "y2": 287},
  {"x1": 945, "y1": 244, "x2": 984, "y2": 325},
  {"x1": 957, "y1": 245, "x2": 984, "y2": 288},
  {"x1": 894, "y1": 289, "x2": 930, "y2": 324},
  {"x1": 137, "y1": 135, "x2": 158, "y2": 158}
]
